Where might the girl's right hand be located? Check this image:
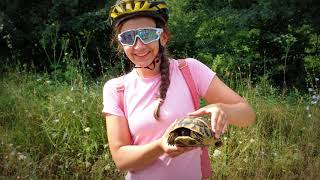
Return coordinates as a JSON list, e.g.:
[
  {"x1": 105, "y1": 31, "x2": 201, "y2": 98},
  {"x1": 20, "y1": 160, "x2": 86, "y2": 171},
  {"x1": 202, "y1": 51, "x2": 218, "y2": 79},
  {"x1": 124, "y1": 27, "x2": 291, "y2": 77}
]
[{"x1": 158, "y1": 122, "x2": 195, "y2": 158}]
